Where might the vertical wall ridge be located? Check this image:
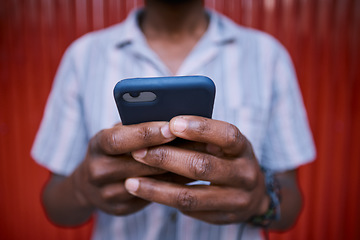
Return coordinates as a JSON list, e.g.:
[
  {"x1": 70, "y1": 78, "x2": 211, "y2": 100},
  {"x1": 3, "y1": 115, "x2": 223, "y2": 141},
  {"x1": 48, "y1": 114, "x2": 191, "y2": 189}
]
[{"x1": 0, "y1": 0, "x2": 359, "y2": 239}]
